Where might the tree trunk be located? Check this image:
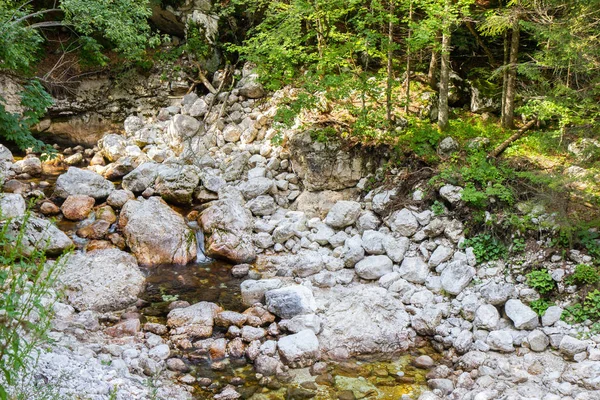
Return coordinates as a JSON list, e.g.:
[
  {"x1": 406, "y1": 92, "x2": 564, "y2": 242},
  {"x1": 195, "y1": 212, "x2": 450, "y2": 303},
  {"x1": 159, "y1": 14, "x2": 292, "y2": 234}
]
[
  {"x1": 427, "y1": 37, "x2": 440, "y2": 89},
  {"x1": 488, "y1": 119, "x2": 536, "y2": 158},
  {"x1": 438, "y1": 29, "x2": 451, "y2": 132},
  {"x1": 501, "y1": 31, "x2": 509, "y2": 121},
  {"x1": 405, "y1": 0, "x2": 413, "y2": 114},
  {"x1": 386, "y1": 0, "x2": 395, "y2": 126},
  {"x1": 502, "y1": 23, "x2": 520, "y2": 129}
]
